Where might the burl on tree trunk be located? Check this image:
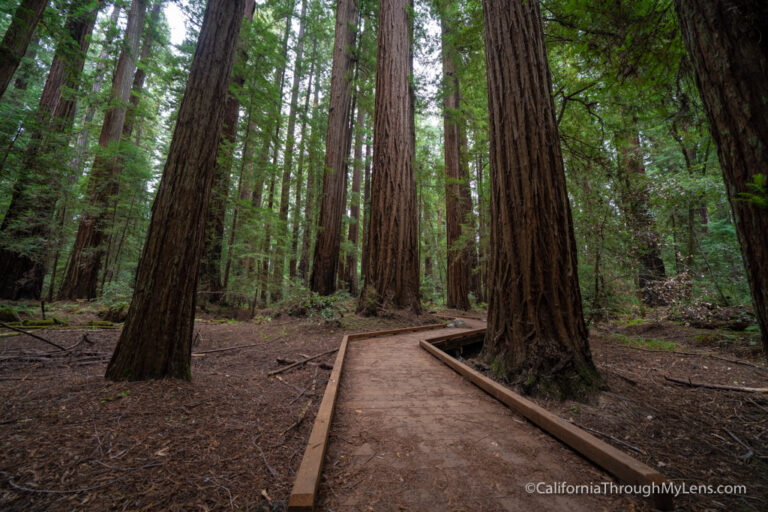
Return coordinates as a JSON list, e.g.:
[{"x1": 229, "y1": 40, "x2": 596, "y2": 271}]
[
  {"x1": 105, "y1": 0, "x2": 245, "y2": 381},
  {"x1": 480, "y1": 0, "x2": 597, "y2": 398},
  {"x1": 674, "y1": 0, "x2": 768, "y2": 360}
]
